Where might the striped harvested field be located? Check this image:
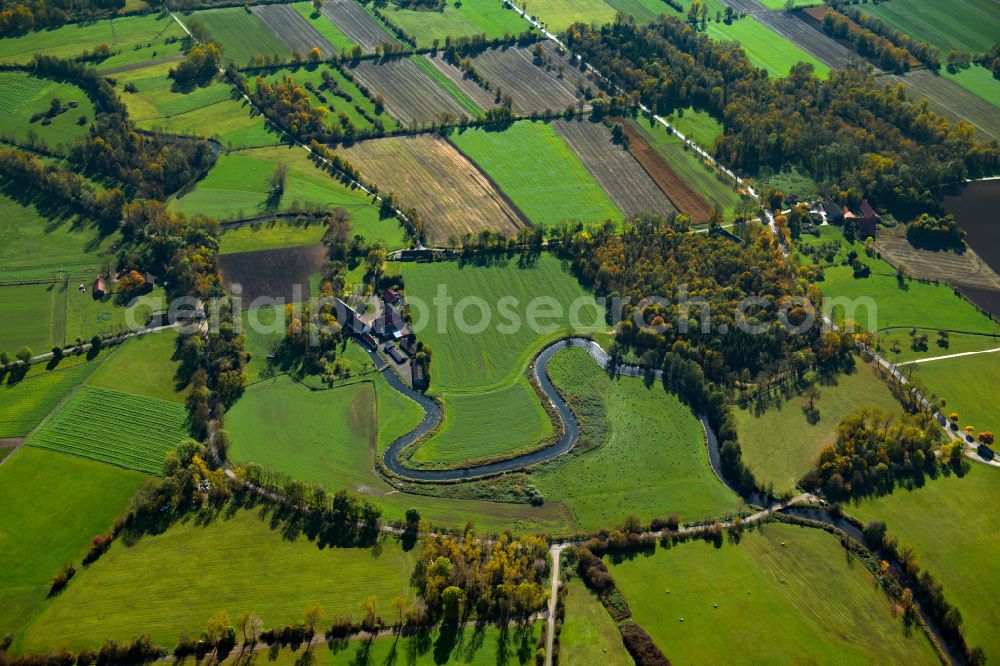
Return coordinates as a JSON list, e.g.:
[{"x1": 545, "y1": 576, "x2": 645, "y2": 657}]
[{"x1": 339, "y1": 134, "x2": 529, "y2": 244}]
